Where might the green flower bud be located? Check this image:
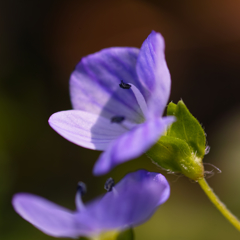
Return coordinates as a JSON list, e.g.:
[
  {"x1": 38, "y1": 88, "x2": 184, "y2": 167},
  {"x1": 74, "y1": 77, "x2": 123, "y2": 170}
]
[{"x1": 147, "y1": 100, "x2": 206, "y2": 180}]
